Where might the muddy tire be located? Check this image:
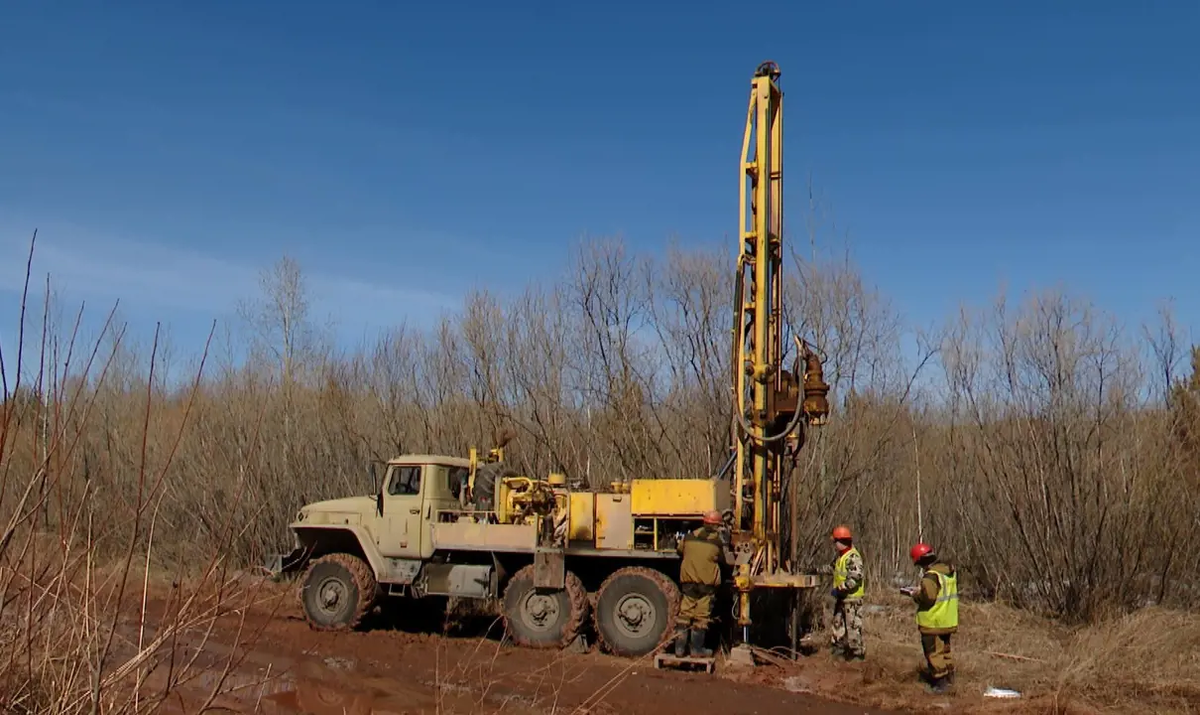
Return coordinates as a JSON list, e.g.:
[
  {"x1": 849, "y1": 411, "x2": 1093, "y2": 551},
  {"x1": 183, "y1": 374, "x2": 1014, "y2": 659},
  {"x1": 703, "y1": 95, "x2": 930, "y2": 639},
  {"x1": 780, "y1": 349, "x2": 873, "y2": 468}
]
[
  {"x1": 299, "y1": 553, "x2": 378, "y2": 631},
  {"x1": 501, "y1": 565, "x2": 588, "y2": 649},
  {"x1": 594, "y1": 566, "x2": 680, "y2": 657}
]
